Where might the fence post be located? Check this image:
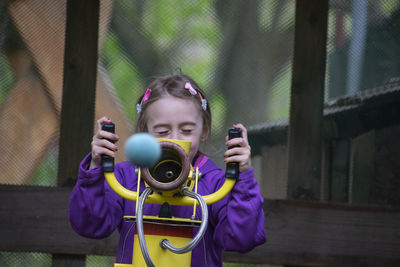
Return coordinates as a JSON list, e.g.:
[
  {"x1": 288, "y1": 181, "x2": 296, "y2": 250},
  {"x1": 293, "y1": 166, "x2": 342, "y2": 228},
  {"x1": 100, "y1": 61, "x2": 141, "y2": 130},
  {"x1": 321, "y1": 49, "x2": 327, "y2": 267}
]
[
  {"x1": 56, "y1": 0, "x2": 100, "y2": 265},
  {"x1": 287, "y1": 0, "x2": 329, "y2": 200}
]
